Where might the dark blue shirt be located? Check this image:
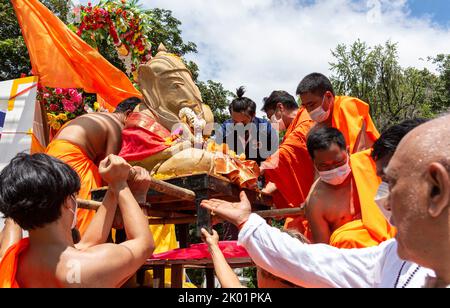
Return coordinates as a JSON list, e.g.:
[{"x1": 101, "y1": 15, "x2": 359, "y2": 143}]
[{"x1": 219, "y1": 117, "x2": 278, "y2": 165}]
